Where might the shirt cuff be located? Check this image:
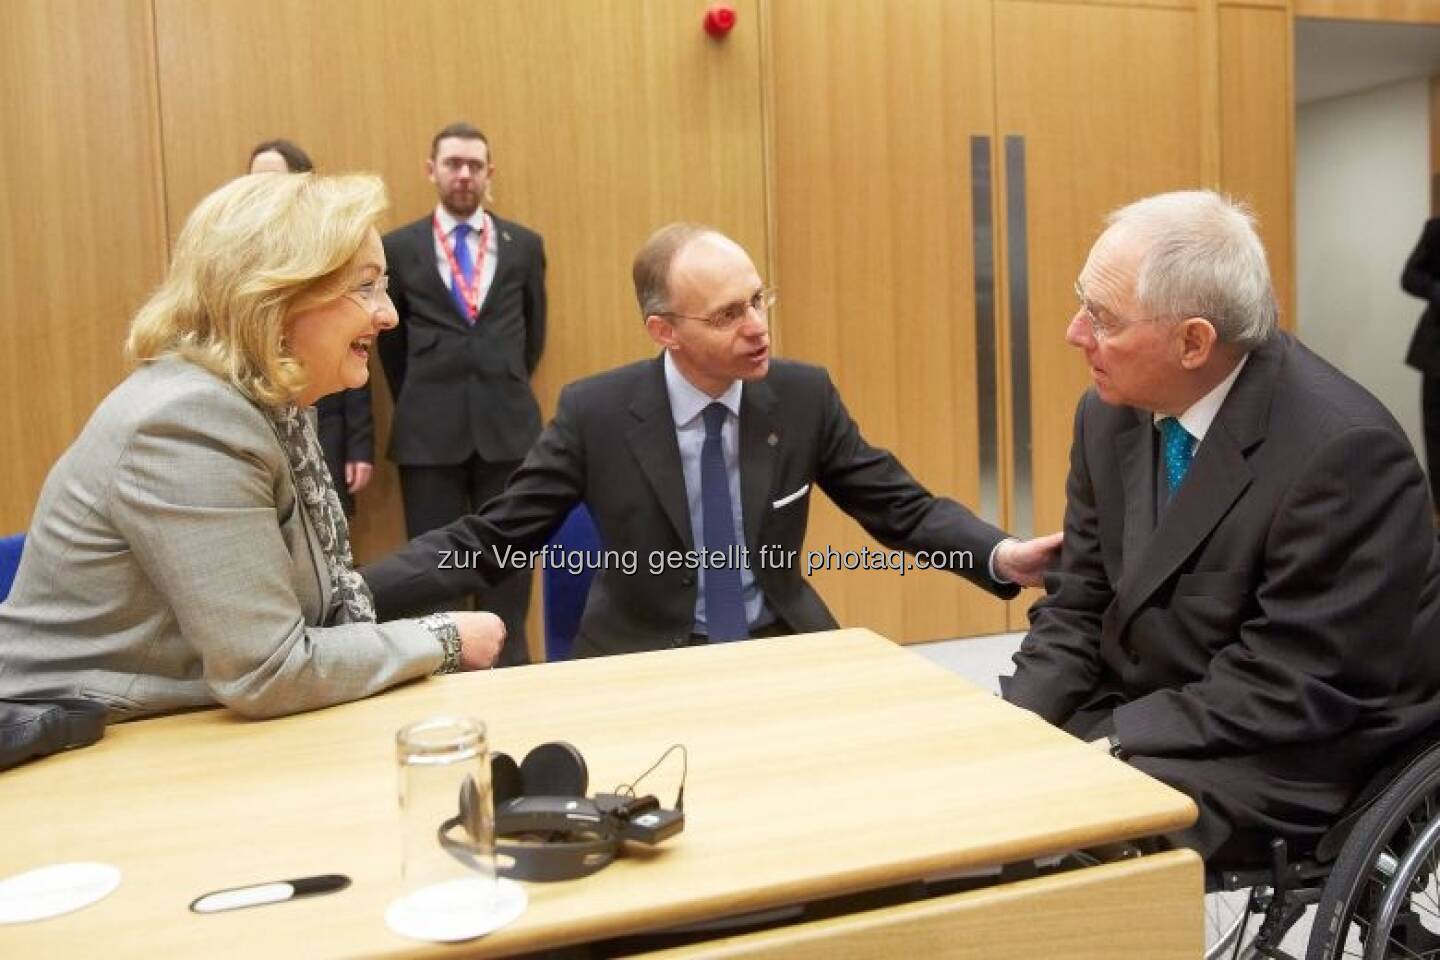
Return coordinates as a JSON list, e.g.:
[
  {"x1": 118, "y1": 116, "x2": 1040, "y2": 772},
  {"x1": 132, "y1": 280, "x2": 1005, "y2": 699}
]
[{"x1": 988, "y1": 538, "x2": 1017, "y2": 585}]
